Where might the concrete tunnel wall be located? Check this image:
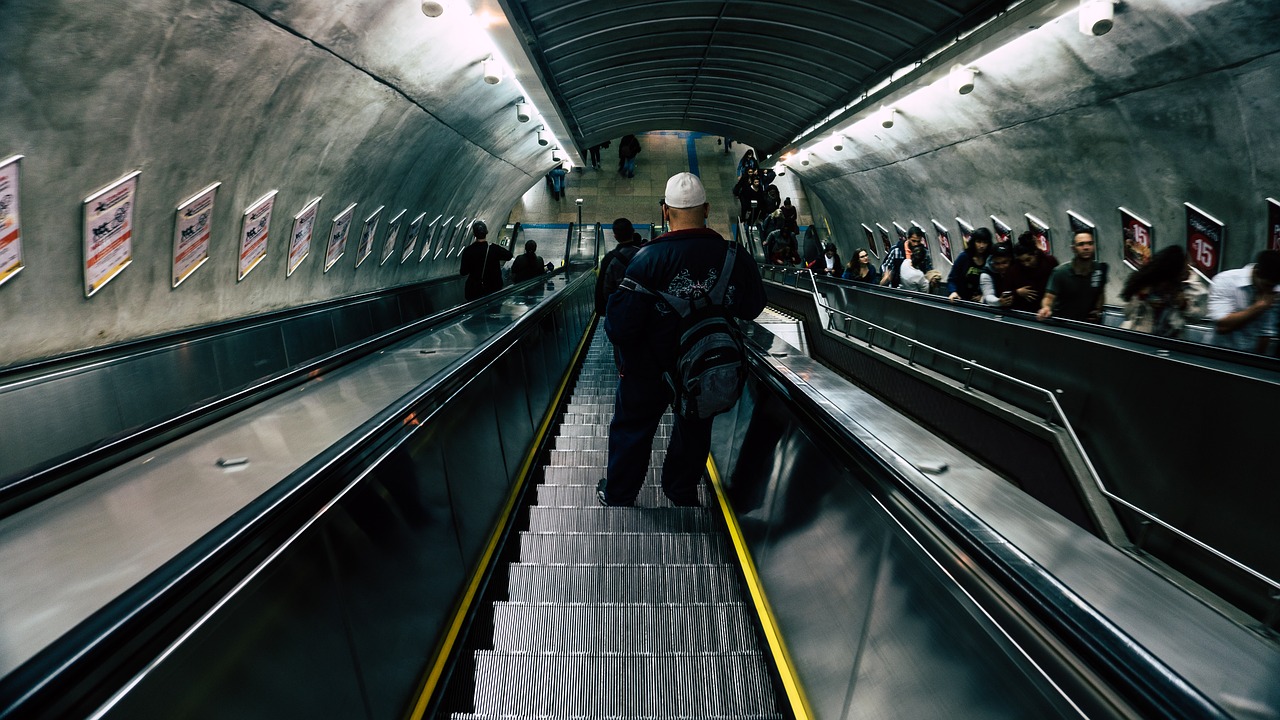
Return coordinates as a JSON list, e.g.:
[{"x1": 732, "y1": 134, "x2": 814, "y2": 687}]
[
  {"x1": 0, "y1": 0, "x2": 549, "y2": 366},
  {"x1": 794, "y1": 0, "x2": 1280, "y2": 303}
]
